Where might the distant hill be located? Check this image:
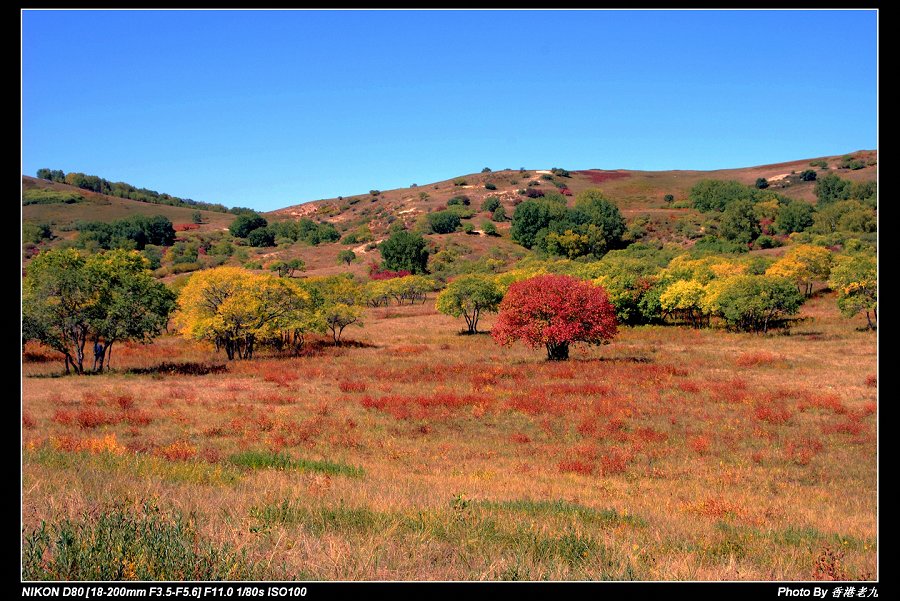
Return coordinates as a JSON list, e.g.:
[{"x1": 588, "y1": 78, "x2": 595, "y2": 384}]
[
  {"x1": 22, "y1": 176, "x2": 235, "y2": 236},
  {"x1": 22, "y1": 150, "x2": 876, "y2": 279},
  {"x1": 268, "y1": 150, "x2": 877, "y2": 240}
]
